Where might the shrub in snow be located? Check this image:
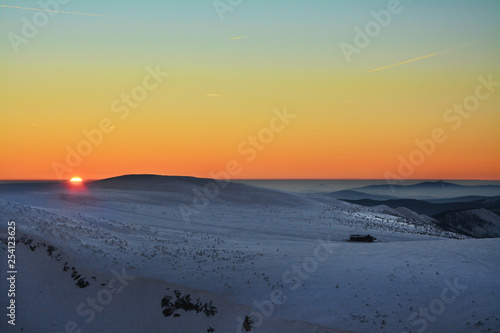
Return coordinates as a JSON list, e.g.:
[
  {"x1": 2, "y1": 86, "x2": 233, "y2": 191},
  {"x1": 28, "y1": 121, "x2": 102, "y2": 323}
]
[
  {"x1": 243, "y1": 315, "x2": 254, "y2": 332},
  {"x1": 161, "y1": 289, "x2": 217, "y2": 318}
]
